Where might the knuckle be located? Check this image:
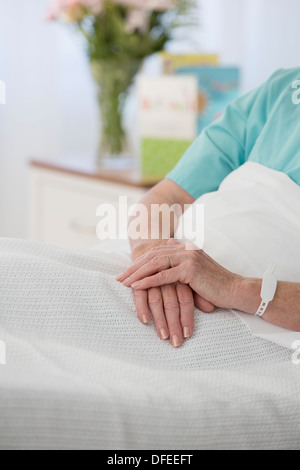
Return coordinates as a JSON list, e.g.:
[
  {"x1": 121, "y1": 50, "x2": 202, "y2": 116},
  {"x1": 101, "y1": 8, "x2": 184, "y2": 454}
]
[
  {"x1": 178, "y1": 293, "x2": 193, "y2": 306},
  {"x1": 150, "y1": 255, "x2": 160, "y2": 267},
  {"x1": 177, "y1": 284, "x2": 193, "y2": 303},
  {"x1": 158, "y1": 271, "x2": 167, "y2": 282},
  {"x1": 148, "y1": 246, "x2": 160, "y2": 256},
  {"x1": 163, "y1": 290, "x2": 180, "y2": 311},
  {"x1": 164, "y1": 300, "x2": 179, "y2": 311},
  {"x1": 134, "y1": 290, "x2": 146, "y2": 299},
  {"x1": 145, "y1": 252, "x2": 155, "y2": 262},
  {"x1": 148, "y1": 293, "x2": 162, "y2": 306}
]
